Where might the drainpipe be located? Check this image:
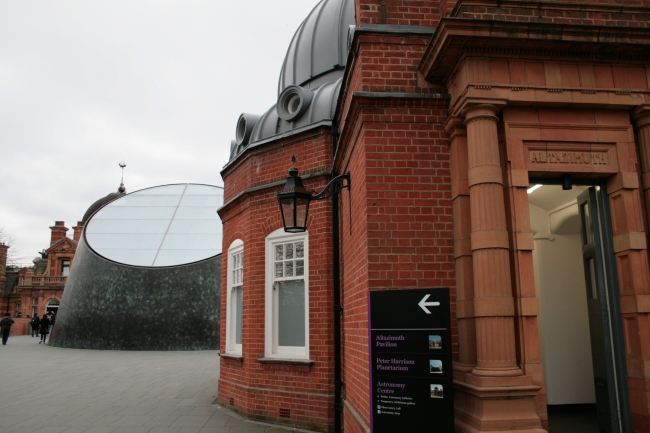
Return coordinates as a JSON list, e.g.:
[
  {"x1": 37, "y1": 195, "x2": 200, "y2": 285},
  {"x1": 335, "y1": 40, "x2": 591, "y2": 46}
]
[
  {"x1": 331, "y1": 124, "x2": 343, "y2": 433},
  {"x1": 332, "y1": 185, "x2": 343, "y2": 433}
]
